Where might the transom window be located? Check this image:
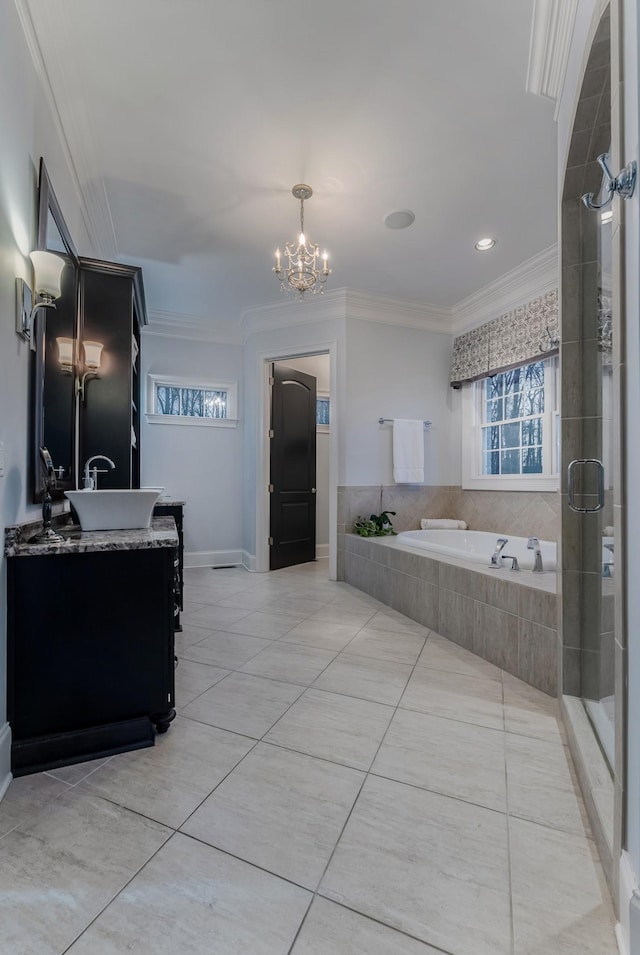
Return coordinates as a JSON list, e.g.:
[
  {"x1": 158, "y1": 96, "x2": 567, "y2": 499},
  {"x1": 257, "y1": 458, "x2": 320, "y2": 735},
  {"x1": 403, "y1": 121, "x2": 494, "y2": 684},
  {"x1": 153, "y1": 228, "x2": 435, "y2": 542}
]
[
  {"x1": 157, "y1": 385, "x2": 229, "y2": 419},
  {"x1": 146, "y1": 374, "x2": 238, "y2": 428}
]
